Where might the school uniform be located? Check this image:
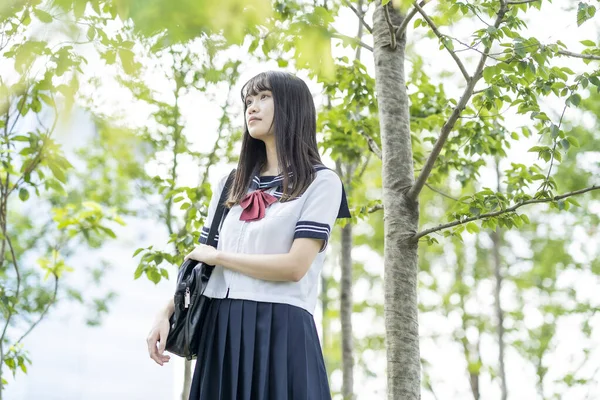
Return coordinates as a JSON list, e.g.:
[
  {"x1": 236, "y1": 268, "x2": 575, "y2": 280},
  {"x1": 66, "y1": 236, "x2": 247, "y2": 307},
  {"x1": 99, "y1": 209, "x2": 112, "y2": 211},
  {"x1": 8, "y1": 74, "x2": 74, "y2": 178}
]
[{"x1": 189, "y1": 164, "x2": 350, "y2": 400}]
